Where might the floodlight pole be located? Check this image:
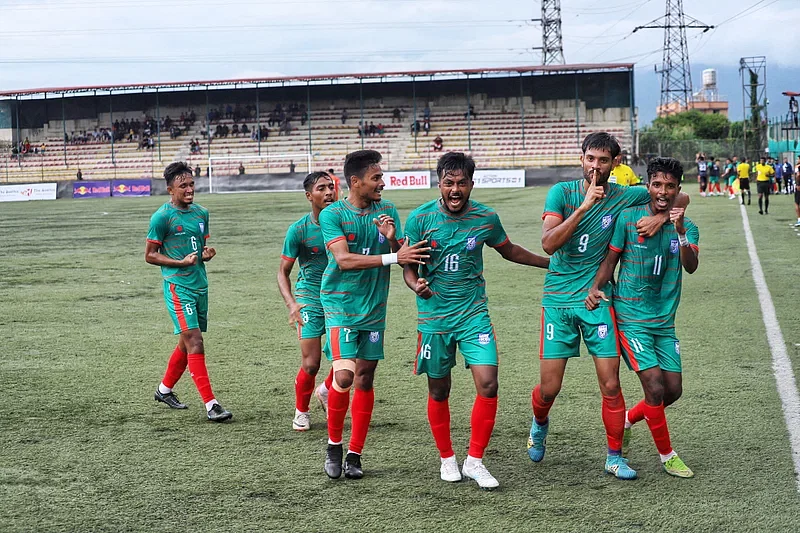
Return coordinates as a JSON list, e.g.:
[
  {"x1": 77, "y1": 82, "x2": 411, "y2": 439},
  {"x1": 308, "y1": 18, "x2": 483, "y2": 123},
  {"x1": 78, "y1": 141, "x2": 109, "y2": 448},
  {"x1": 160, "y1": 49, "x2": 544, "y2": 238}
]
[
  {"x1": 307, "y1": 82, "x2": 312, "y2": 160},
  {"x1": 156, "y1": 89, "x2": 162, "y2": 163},
  {"x1": 519, "y1": 73, "x2": 526, "y2": 150},
  {"x1": 61, "y1": 94, "x2": 67, "y2": 166},
  {"x1": 466, "y1": 75, "x2": 472, "y2": 152},
  {"x1": 109, "y1": 91, "x2": 115, "y2": 167},
  {"x1": 359, "y1": 78, "x2": 365, "y2": 150},
  {"x1": 15, "y1": 97, "x2": 20, "y2": 165},
  {"x1": 574, "y1": 75, "x2": 580, "y2": 145},
  {"x1": 205, "y1": 86, "x2": 211, "y2": 158},
  {"x1": 413, "y1": 76, "x2": 417, "y2": 153}
]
